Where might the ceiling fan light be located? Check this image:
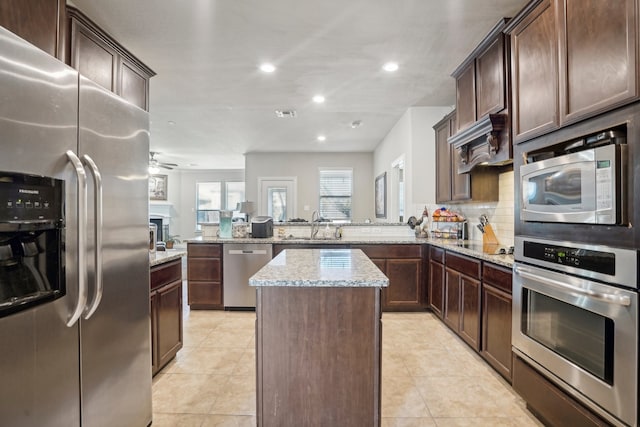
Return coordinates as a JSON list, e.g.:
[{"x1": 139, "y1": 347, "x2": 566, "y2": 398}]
[{"x1": 149, "y1": 165, "x2": 159, "y2": 174}]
